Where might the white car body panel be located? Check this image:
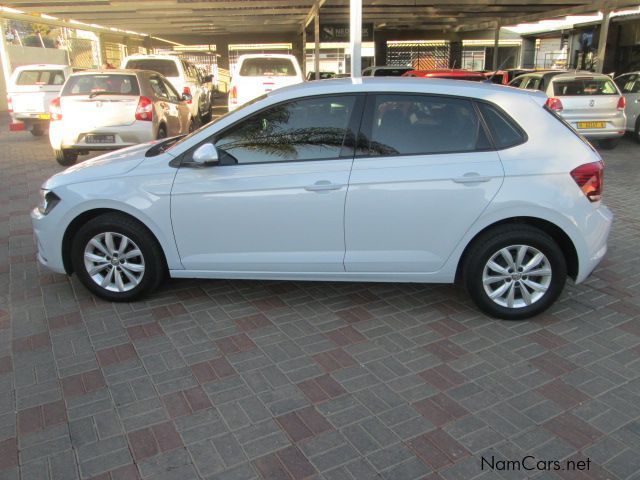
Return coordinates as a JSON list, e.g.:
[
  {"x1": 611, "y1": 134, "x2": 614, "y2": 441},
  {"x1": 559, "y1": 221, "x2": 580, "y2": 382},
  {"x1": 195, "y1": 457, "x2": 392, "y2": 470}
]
[
  {"x1": 614, "y1": 72, "x2": 640, "y2": 131},
  {"x1": 32, "y1": 78, "x2": 612, "y2": 293}
]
